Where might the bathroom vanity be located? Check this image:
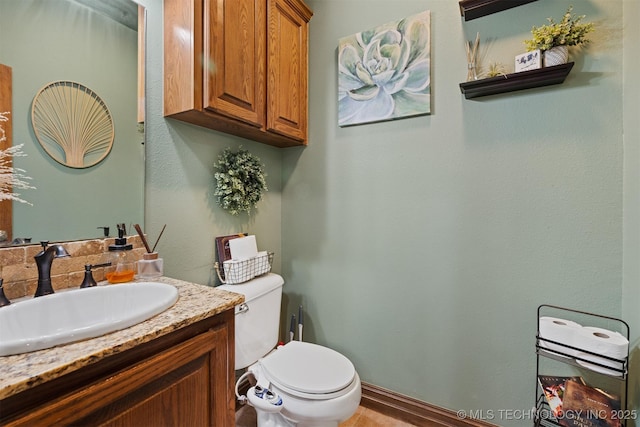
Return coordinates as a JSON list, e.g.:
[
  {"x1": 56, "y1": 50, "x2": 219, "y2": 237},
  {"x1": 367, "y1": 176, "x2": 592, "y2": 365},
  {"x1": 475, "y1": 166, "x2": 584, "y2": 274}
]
[{"x1": 0, "y1": 277, "x2": 244, "y2": 426}]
